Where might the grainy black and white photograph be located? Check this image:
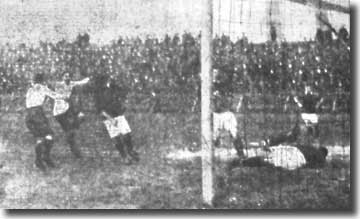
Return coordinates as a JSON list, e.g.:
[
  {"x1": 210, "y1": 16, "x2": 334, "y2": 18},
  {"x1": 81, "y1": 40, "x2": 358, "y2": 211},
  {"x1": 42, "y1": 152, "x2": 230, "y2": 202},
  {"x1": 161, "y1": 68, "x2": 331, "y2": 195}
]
[{"x1": 0, "y1": 0, "x2": 351, "y2": 210}]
